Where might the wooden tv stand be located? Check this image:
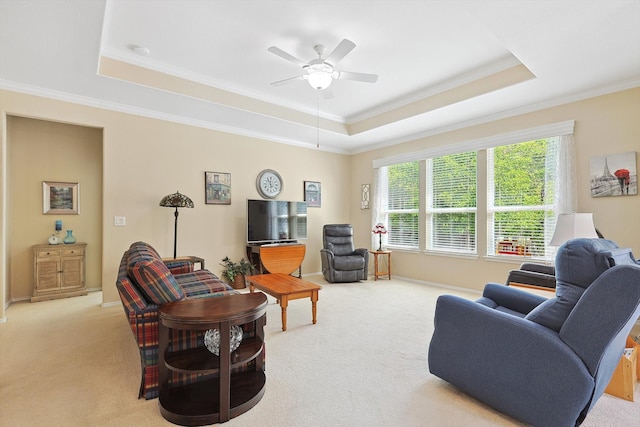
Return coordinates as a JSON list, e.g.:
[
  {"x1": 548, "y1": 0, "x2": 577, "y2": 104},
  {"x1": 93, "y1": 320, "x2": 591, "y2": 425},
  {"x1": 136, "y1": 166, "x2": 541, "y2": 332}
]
[{"x1": 246, "y1": 243, "x2": 306, "y2": 277}]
